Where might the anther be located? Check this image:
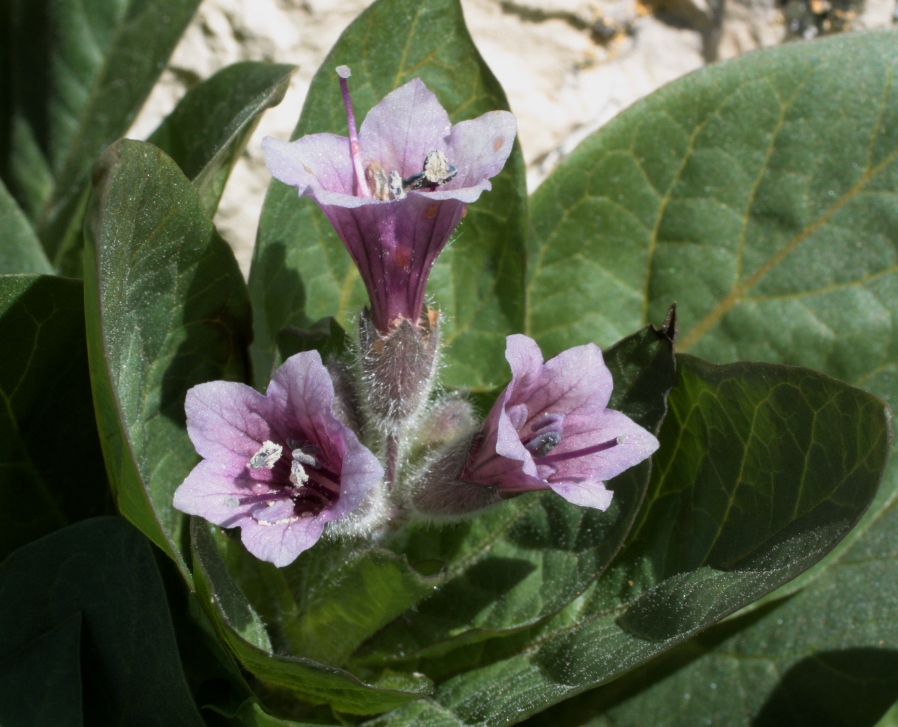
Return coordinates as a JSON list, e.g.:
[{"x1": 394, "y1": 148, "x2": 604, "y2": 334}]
[
  {"x1": 525, "y1": 431, "x2": 562, "y2": 457},
  {"x1": 248, "y1": 440, "x2": 283, "y2": 469}
]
